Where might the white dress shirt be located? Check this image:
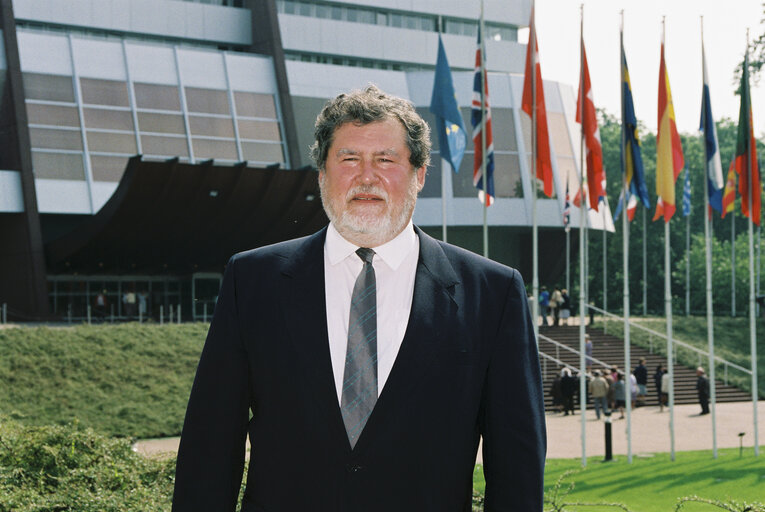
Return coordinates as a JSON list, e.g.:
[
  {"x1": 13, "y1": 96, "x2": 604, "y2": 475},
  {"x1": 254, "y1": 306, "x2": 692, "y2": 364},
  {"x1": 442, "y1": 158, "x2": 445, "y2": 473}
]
[{"x1": 324, "y1": 221, "x2": 420, "y2": 404}]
